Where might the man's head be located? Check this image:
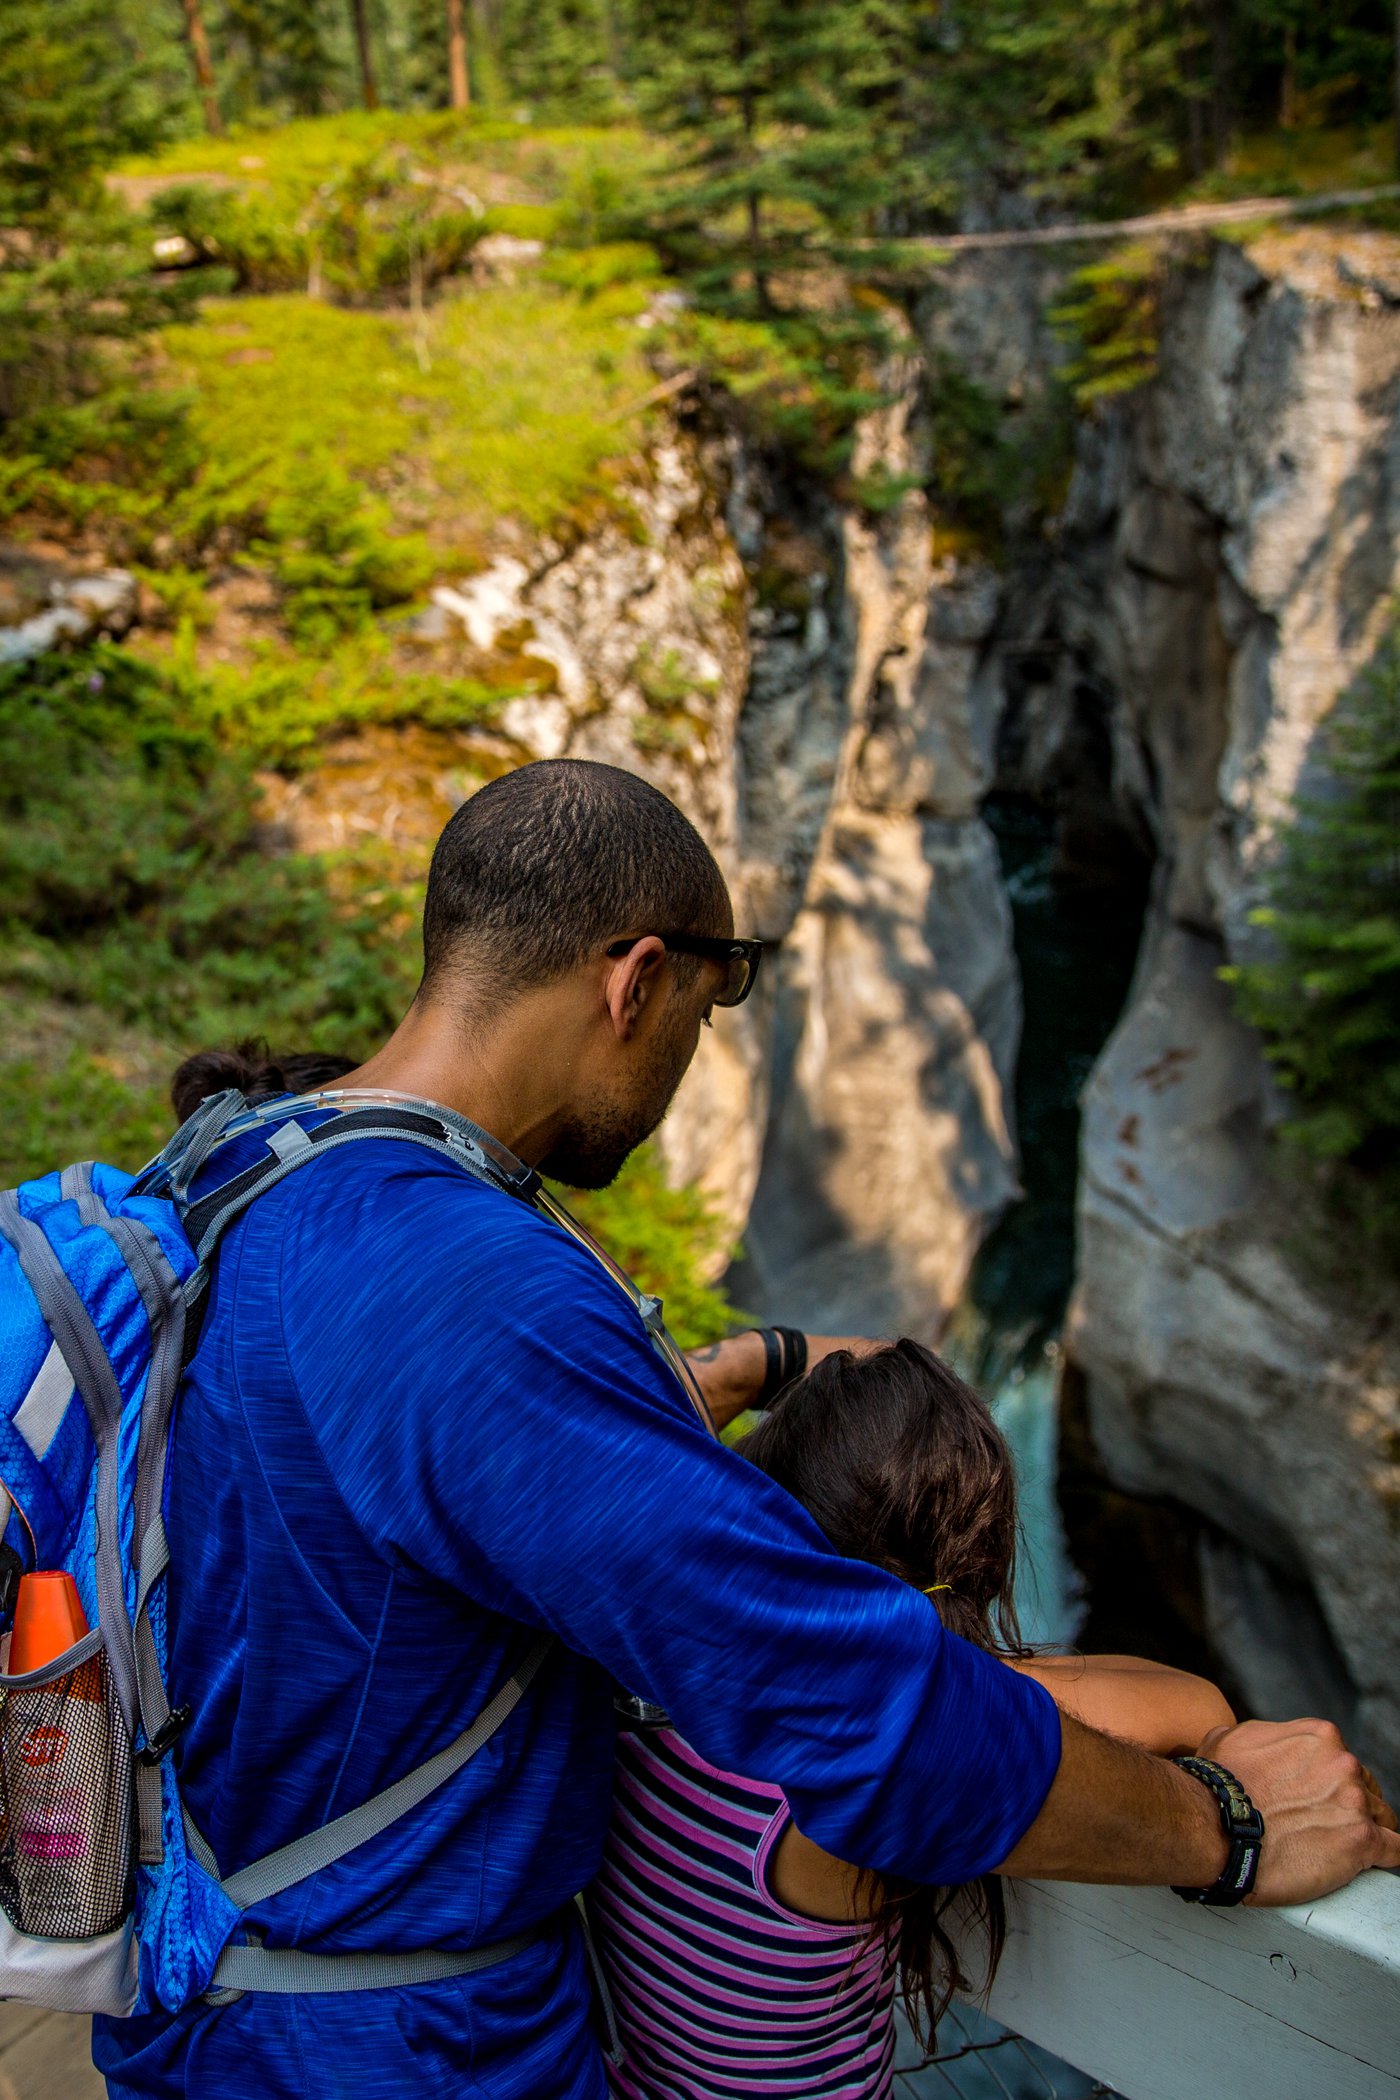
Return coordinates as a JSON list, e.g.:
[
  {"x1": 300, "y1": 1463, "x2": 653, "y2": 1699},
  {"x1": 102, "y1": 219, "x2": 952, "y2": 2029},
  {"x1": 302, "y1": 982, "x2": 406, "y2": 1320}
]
[{"x1": 418, "y1": 759, "x2": 736, "y2": 1187}]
